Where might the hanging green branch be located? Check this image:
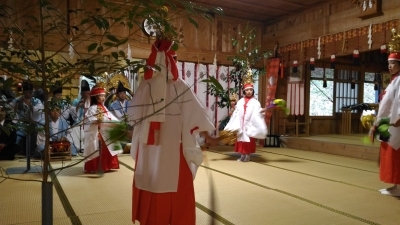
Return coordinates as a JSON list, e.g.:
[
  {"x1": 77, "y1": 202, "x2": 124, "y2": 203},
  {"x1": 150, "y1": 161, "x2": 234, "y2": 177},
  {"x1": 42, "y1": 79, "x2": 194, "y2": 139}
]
[{"x1": 203, "y1": 22, "x2": 265, "y2": 109}]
